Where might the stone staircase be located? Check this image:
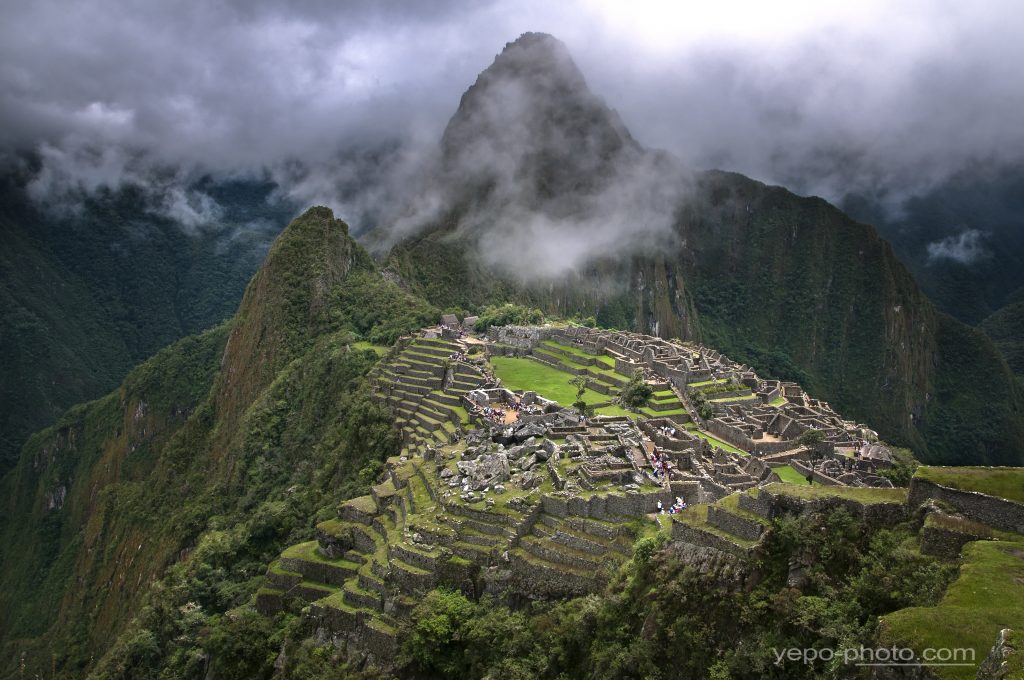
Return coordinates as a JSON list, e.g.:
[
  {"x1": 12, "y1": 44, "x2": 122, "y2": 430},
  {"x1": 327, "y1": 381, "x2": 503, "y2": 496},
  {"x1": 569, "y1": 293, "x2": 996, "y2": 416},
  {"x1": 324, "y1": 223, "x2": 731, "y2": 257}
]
[{"x1": 369, "y1": 337, "x2": 482, "y2": 456}]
